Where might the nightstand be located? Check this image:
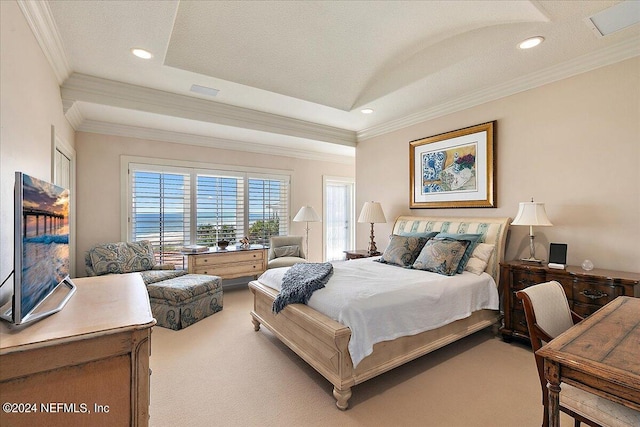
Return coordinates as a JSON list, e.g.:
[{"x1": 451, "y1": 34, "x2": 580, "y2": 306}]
[
  {"x1": 343, "y1": 250, "x2": 381, "y2": 260},
  {"x1": 499, "y1": 260, "x2": 640, "y2": 343}
]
